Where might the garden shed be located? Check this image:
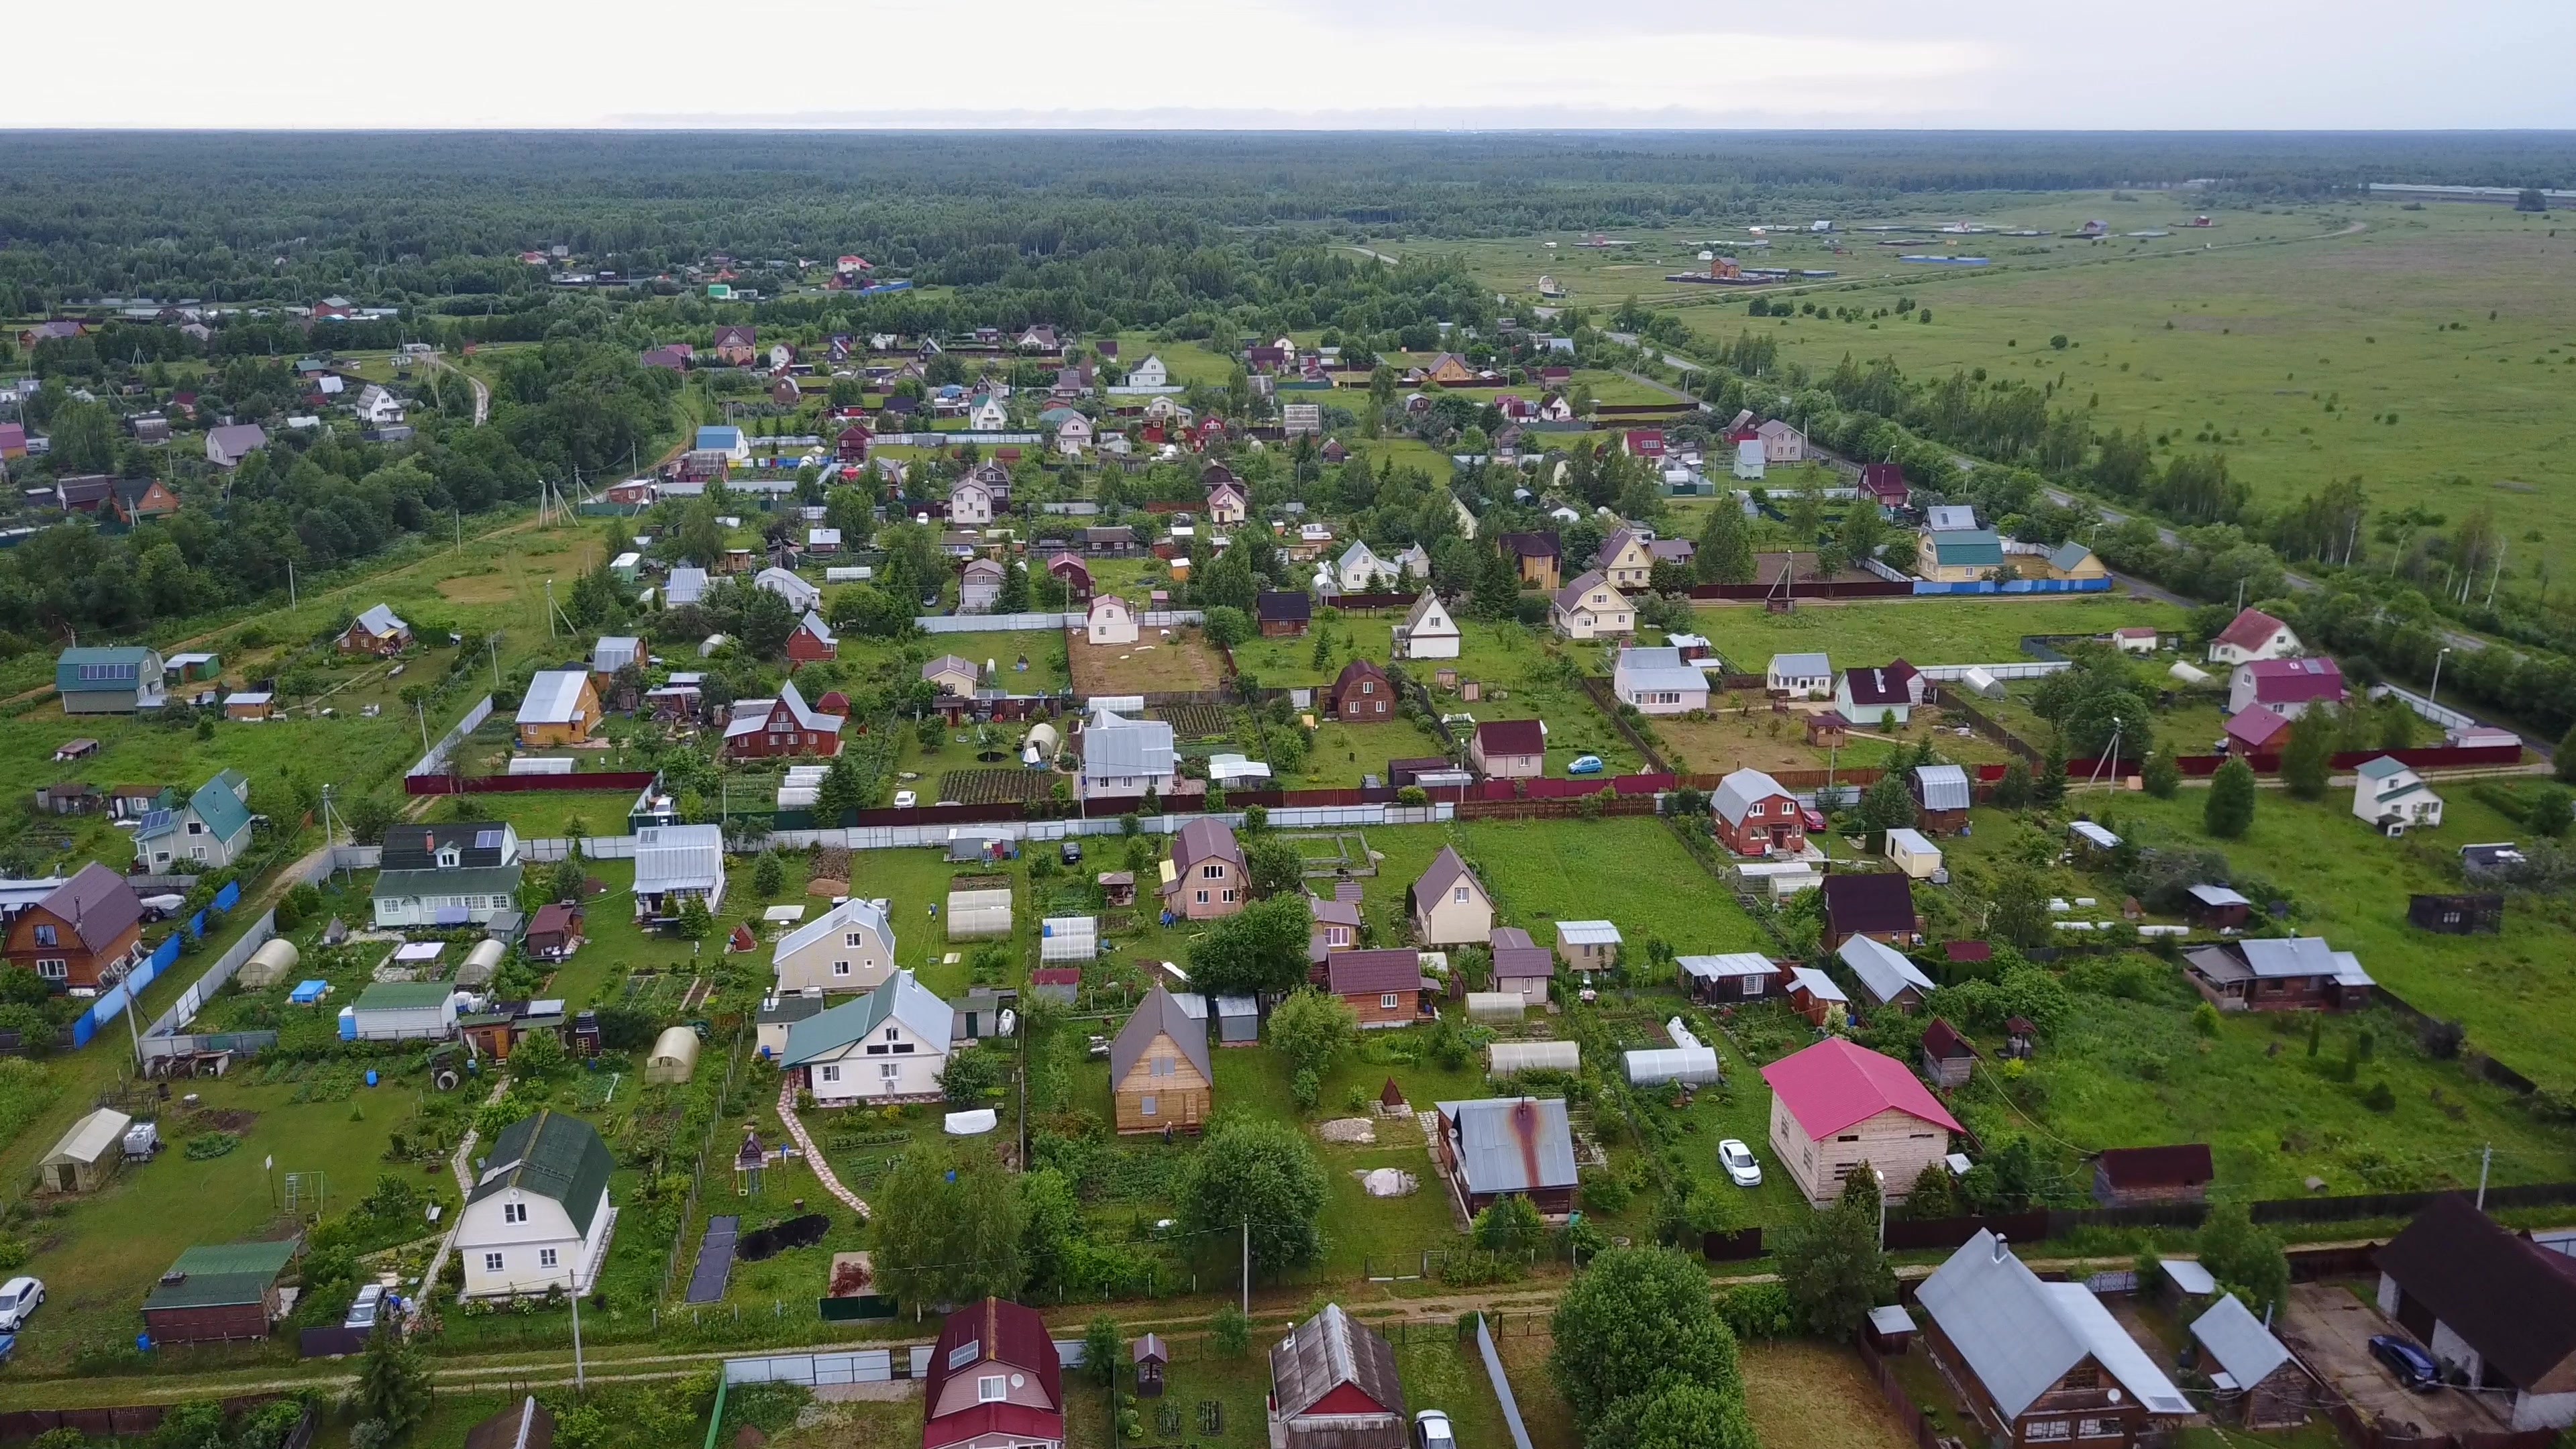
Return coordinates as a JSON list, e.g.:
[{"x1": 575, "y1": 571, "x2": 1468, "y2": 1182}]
[
  {"x1": 343, "y1": 981, "x2": 460, "y2": 1041},
  {"x1": 1216, "y1": 995, "x2": 1260, "y2": 1046},
  {"x1": 40, "y1": 1108, "x2": 131, "y2": 1194},
  {"x1": 237, "y1": 937, "x2": 301, "y2": 990},
  {"x1": 142, "y1": 1240, "x2": 297, "y2": 1344},
  {"x1": 644, "y1": 1027, "x2": 700, "y2": 1084},
  {"x1": 946, "y1": 883, "x2": 1014, "y2": 941},
  {"x1": 1884, "y1": 827, "x2": 1943, "y2": 879},
  {"x1": 1489, "y1": 1040, "x2": 1578, "y2": 1077}
]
